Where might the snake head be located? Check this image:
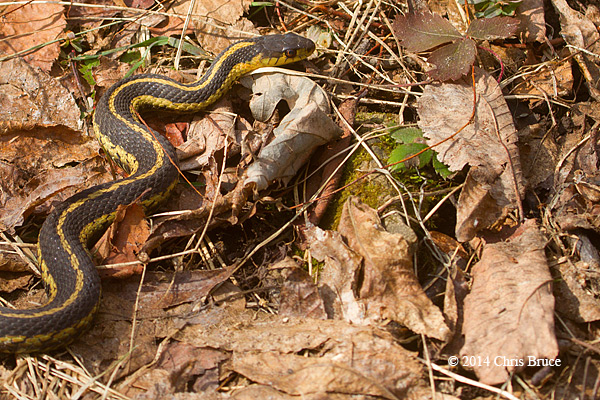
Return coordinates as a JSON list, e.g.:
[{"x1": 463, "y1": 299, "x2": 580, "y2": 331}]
[{"x1": 252, "y1": 32, "x2": 316, "y2": 67}]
